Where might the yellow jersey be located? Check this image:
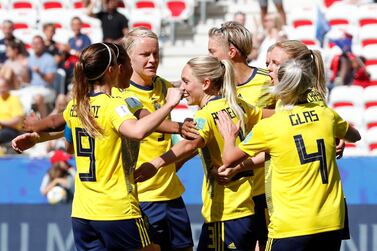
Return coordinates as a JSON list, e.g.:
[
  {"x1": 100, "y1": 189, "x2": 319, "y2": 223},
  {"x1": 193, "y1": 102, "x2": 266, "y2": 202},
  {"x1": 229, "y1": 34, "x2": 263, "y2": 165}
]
[
  {"x1": 236, "y1": 67, "x2": 275, "y2": 197},
  {"x1": 63, "y1": 93, "x2": 141, "y2": 220},
  {"x1": 0, "y1": 94, "x2": 24, "y2": 130},
  {"x1": 126, "y1": 76, "x2": 184, "y2": 202},
  {"x1": 239, "y1": 102, "x2": 349, "y2": 238},
  {"x1": 195, "y1": 96, "x2": 262, "y2": 223}
]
